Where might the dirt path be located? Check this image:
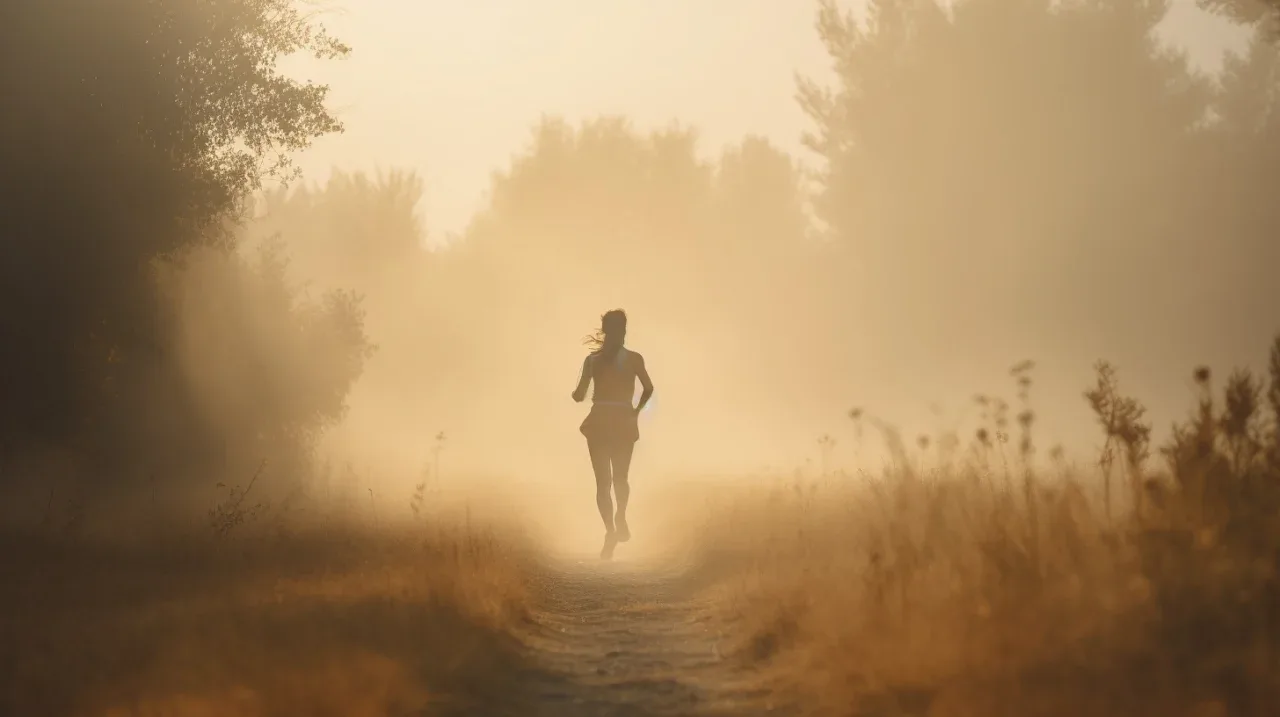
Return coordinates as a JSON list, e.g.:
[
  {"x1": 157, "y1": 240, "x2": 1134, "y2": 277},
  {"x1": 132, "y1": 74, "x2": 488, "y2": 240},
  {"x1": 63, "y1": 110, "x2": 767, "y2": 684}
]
[{"x1": 493, "y1": 556, "x2": 797, "y2": 717}]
